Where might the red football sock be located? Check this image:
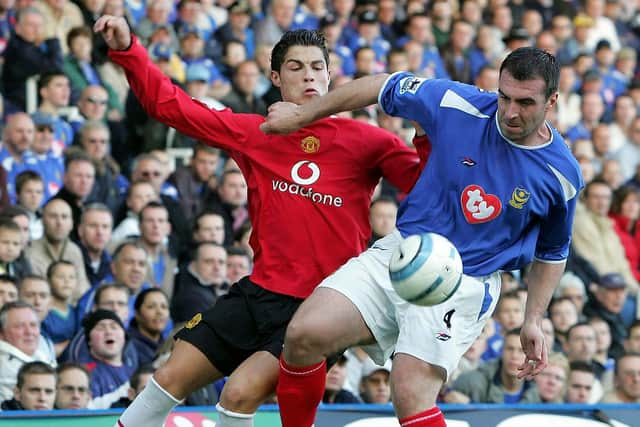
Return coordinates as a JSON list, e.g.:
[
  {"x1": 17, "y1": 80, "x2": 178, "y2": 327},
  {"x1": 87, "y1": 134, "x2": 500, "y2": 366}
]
[
  {"x1": 277, "y1": 356, "x2": 327, "y2": 427},
  {"x1": 399, "y1": 407, "x2": 446, "y2": 427}
]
